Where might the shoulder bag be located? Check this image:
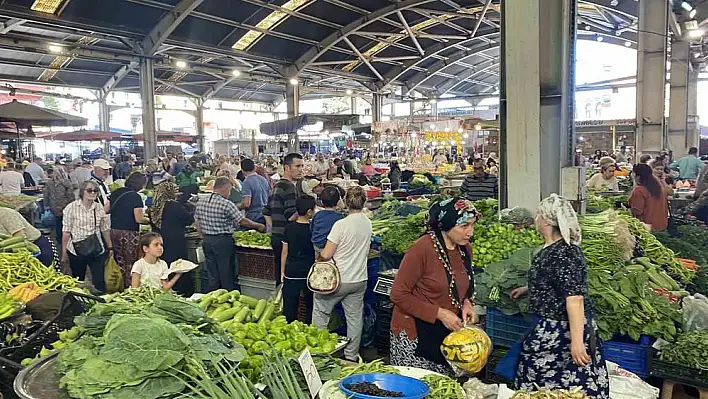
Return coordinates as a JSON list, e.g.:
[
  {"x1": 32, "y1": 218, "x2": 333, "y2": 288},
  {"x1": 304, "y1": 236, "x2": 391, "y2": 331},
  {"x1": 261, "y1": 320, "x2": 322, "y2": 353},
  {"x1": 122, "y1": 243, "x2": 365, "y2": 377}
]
[
  {"x1": 72, "y1": 207, "x2": 104, "y2": 258},
  {"x1": 307, "y1": 260, "x2": 340, "y2": 294}
]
